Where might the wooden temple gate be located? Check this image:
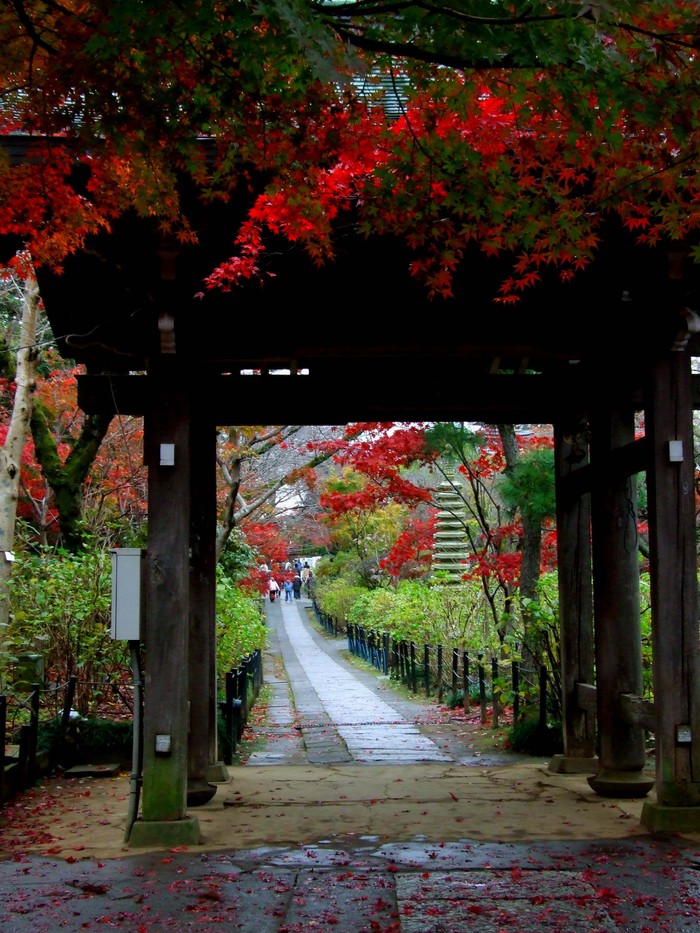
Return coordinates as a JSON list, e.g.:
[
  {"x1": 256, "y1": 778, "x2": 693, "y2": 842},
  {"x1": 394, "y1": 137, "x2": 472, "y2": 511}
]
[{"x1": 3, "y1": 165, "x2": 700, "y2": 844}]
